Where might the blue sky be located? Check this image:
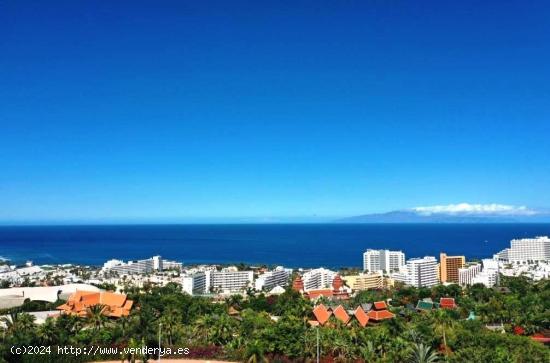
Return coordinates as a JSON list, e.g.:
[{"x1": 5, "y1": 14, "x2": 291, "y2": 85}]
[{"x1": 1, "y1": 1, "x2": 549, "y2": 223}]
